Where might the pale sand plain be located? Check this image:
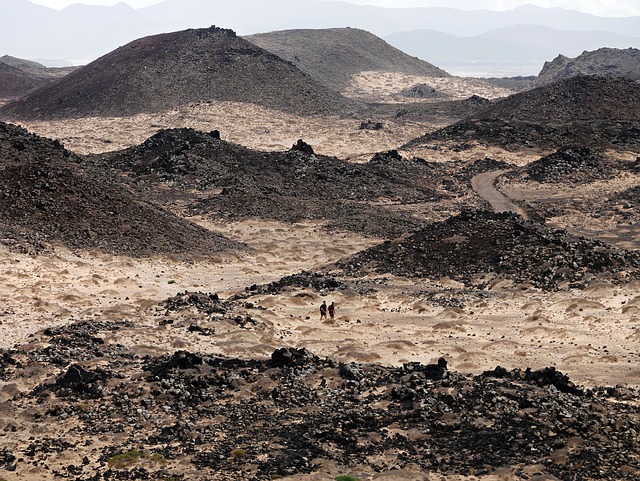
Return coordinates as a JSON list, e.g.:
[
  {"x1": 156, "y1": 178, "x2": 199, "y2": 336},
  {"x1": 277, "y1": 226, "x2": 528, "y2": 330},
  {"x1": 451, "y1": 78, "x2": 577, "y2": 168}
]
[{"x1": 1, "y1": 72, "x2": 639, "y2": 396}]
